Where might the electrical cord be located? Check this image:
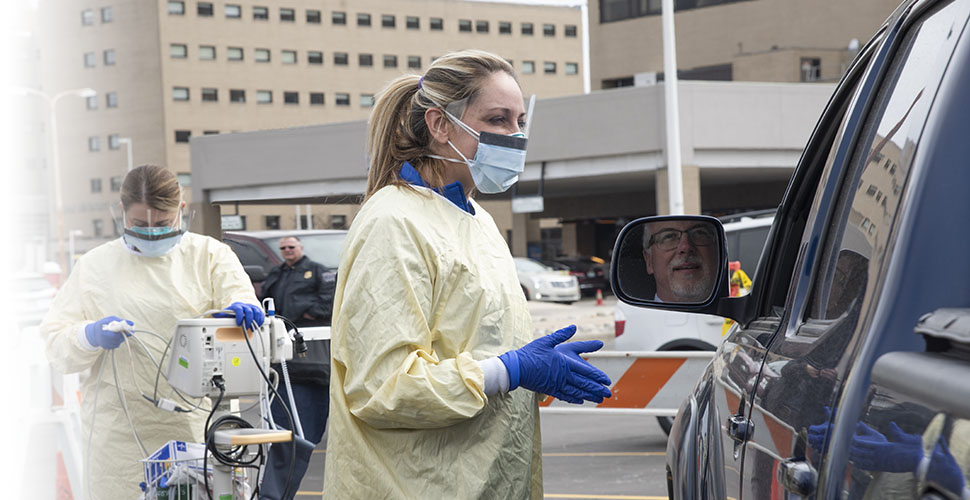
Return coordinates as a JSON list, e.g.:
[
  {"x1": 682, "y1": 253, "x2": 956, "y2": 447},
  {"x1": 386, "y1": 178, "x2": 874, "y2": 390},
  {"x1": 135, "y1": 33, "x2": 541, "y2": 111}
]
[{"x1": 203, "y1": 379, "x2": 264, "y2": 500}]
